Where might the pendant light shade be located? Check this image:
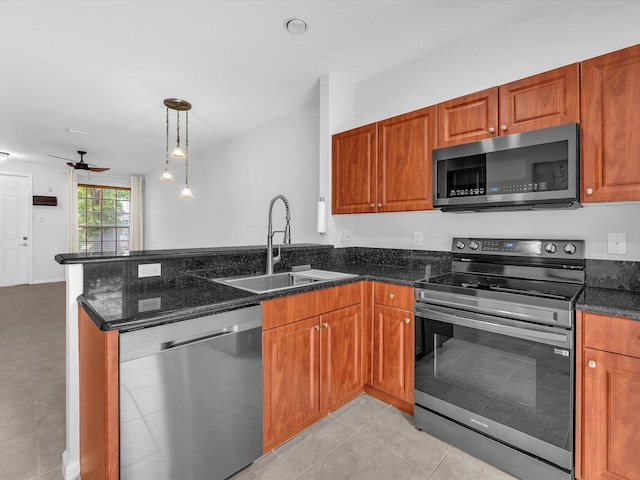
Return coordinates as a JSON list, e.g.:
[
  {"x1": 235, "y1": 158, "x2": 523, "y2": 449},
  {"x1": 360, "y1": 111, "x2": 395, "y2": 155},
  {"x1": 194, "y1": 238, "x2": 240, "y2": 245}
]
[{"x1": 162, "y1": 98, "x2": 193, "y2": 196}]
